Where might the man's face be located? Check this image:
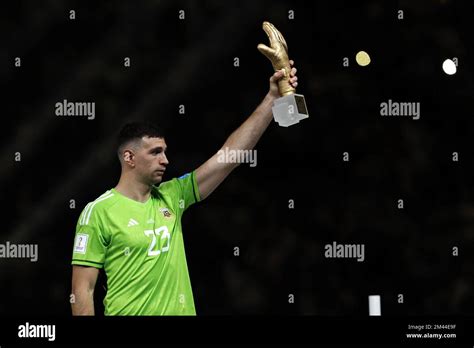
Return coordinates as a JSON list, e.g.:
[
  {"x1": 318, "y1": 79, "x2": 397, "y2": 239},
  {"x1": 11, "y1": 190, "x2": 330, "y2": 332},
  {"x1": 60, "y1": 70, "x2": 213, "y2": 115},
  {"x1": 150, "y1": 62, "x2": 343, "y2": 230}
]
[{"x1": 131, "y1": 136, "x2": 169, "y2": 185}]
